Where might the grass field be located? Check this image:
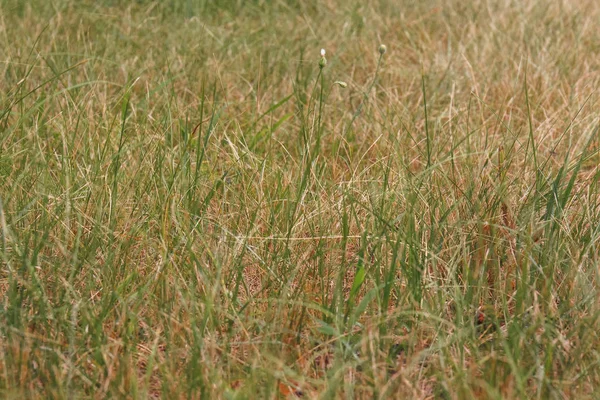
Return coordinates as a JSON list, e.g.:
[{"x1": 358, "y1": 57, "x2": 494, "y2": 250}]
[{"x1": 2, "y1": 0, "x2": 600, "y2": 398}]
